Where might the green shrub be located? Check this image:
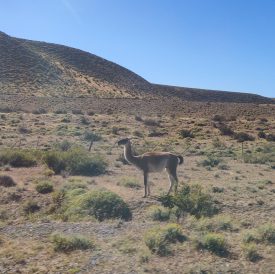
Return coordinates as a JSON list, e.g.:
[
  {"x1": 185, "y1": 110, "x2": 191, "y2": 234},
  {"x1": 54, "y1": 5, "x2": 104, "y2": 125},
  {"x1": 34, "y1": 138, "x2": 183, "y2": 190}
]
[
  {"x1": 36, "y1": 181, "x2": 54, "y2": 194},
  {"x1": 257, "y1": 224, "x2": 275, "y2": 244},
  {"x1": 54, "y1": 109, "x2": 67, "y2": 114},
  {"x1": 144, "y1": 224, "x2": 186, "y2": 256},
  {"x1": 43, "y1": 148, "x2": 107, "y2": 176},
  {"x1": 143, "y1": 119, "x2": 160, "y2": 127},
  {"x1": 266, "y1": 134, "x2": 275, "y2": 142},
  {"x1": 72, "y1": 109, "x2": 83, "y2": 115},
  {"x1": 43, "y1": 151, "x2": 66, "y2": 174},
  {"x1": 62, "y1": 190, "x2": 132, "y2": 221},
  {"x1": 159, "y1": 184, "x2": 218, "y2": 219},
  {"x1": 23, "y1": 200, "x2": 40, "y2": 214},
  {"x1": 147, "y1": 205, "x2": 171, "y2": 221},
  {"x1": 0, "y1": 149, "x2": 37, "y2": 167},
  {"x1": 242, "y1": 243, "x2": 261, "y2": 262},
  {"x1": 243, "y1": 231, "x2": 259, "y2": 244},
  {"x1": 83, "y1": 131, "x2": 102, "y2": 142},
  {"x1": 196, "y1": 233, "x2": 228, "y2": 256},
  {"x1": 54, "y1": 140, "x2": 73, "y2": 151},
  {"x1": 179, "y1": 129, "x2": 194, "y2": 139},
  {"x1": 32, "y1": 108, "x2": 47, "y2": 114},
  {"x1": 234, "y1": 132, "x2": 255, "y2": 142},
  {"x1": 194, "y1": 215, "x2": 233, "y2": 232},
  {"x1": 80, "y1": 116, "x2": 90, "y2": 125},
  {"x1": 0, "y1": 175, "x2": 16, "y2": 187},
  {"x1": 216, "y1": 123, "x2": 234, "y2": 136},
  {"x1": 199, "y1": 156, "x2": 221, "y2": 168},
  {"x1": 51, "y1": 233, "x2": 94, "y2": 252},
  {"x1": 212, "y1": 115, "x2": 226, "y2": 122},
  {"x1": 258, "y1": 131, "x2": 266, "y2": 139}
]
